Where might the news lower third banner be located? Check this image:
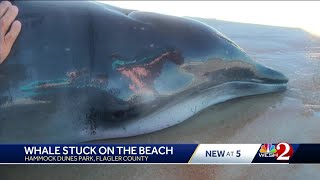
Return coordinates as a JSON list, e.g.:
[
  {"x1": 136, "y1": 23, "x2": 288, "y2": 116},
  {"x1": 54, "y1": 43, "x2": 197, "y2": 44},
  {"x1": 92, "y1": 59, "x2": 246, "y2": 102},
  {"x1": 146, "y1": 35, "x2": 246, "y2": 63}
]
[{"x1": 1, "y1": 143, "x2": 320, "y2": 164}]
